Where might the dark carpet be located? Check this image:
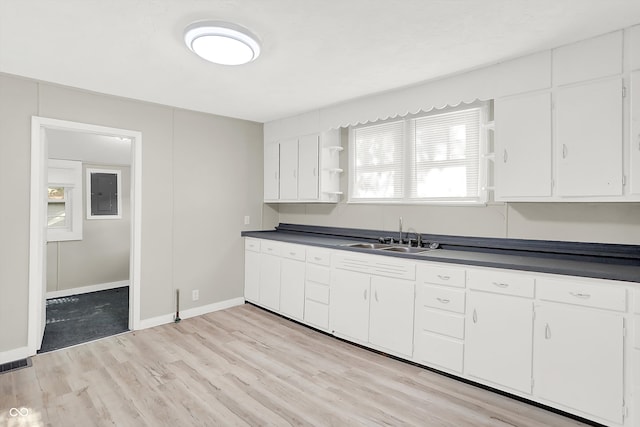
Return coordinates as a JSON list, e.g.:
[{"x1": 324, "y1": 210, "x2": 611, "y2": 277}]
[{"x1": 39, "y1": 286, "x2": 129, "y2": 353}]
